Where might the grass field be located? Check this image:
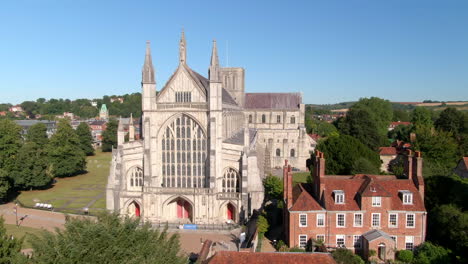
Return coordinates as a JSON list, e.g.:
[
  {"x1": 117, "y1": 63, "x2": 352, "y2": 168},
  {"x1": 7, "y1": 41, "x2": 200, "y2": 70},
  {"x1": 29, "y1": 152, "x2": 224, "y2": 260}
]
[
  {"x1": 4, "y1": 223, "x2": 45, "y2": 248},
  {"x1": 17, "y1": 151, "x2": 111, "y2": 215},
  {"x1": 293, "y1": 172, "x2": 311, "y2": 185}
]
